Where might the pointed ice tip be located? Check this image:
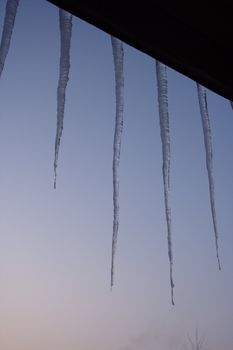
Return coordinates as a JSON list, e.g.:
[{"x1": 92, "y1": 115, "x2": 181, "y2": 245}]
[
  {"x1": 54, "y1": 166, "x2": 57, "y2": 189},
  {"x1": 171, "y1": 289, "x2": 175, "y2": 306},
  {"x1": 216, "y1": 249, "x2": 221, "y2": 270},
  {"x1": 110, "y1": 267, "x2": 114, "y2": 291},
  {"x1": 110, "y1": 278, "x2": 114, "y2": 292}
]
